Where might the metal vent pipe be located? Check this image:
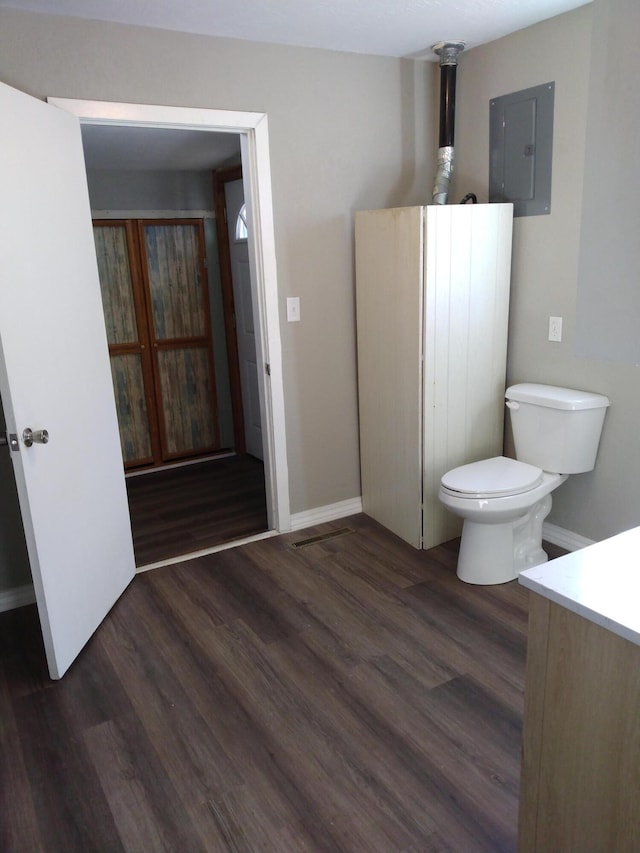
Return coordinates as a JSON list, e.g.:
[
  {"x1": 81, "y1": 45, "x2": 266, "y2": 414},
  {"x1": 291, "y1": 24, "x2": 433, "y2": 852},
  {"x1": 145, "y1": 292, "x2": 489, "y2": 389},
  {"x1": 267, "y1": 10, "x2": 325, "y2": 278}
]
[{"x1": 431, "y1": 40, "x2": 465, "y2": 205}]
